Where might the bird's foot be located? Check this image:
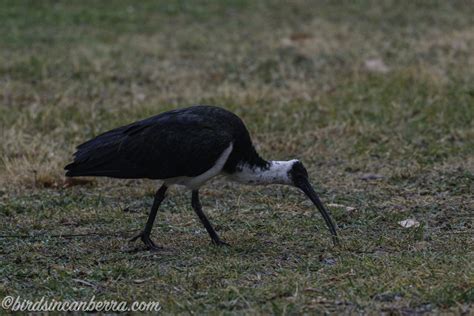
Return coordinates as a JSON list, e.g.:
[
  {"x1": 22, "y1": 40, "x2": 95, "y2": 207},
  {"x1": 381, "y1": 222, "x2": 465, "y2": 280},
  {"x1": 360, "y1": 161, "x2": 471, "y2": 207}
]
[
  {"x1": 130, "y1": 231, "x2": 161, "y2": 251},
  {"x1": 212, "y1": 239, "x2": 230, "y2": 247}
]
